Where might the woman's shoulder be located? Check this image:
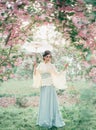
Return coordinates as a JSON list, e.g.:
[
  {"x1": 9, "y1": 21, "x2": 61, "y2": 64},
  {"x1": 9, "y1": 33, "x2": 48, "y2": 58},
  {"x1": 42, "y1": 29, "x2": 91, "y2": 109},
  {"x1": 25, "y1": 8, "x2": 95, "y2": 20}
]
[{"x1": 37, "y1": 62, "x2": 45, "y2": 67}]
